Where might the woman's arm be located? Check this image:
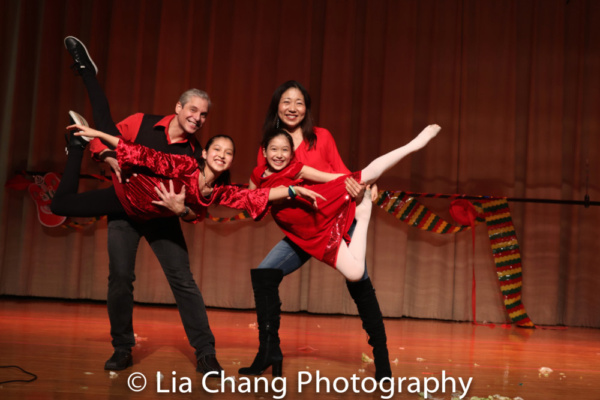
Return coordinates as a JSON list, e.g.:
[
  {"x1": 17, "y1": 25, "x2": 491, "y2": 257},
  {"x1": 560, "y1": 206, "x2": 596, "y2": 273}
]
[
  {"x1": 296, "y1": 165, "x2": 344, "y2": 183},
  {"x1": 313, "y1": 129, "x2": 366, "y2": 198}
]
